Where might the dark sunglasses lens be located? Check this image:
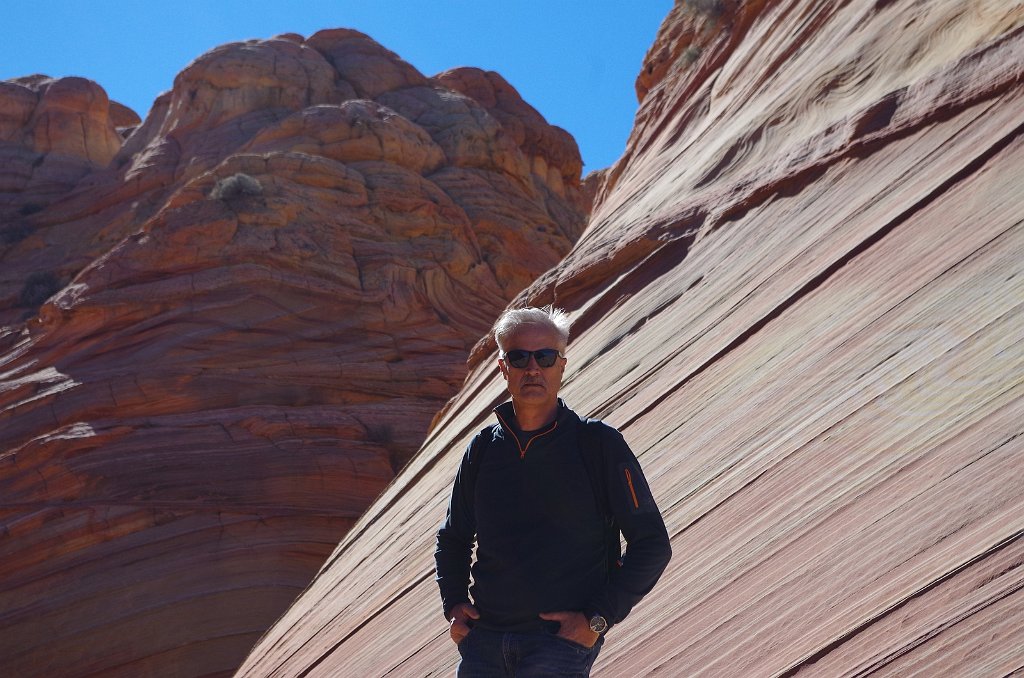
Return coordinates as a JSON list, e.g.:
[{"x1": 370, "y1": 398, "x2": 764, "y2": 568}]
[
  {"x1": 535, "y1": 350, "x2": 559, "y2": 367},
  {"x1": 505, "y1": 350, "x2": 530, "y2": 368},
  {"x1": 504, "y1": 349, "x2": 560, "y2": 368}
]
